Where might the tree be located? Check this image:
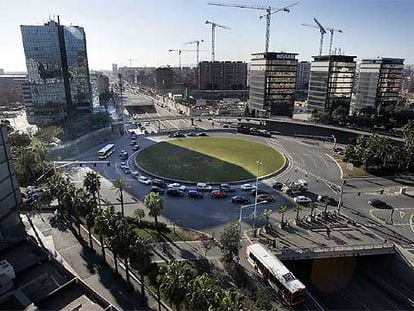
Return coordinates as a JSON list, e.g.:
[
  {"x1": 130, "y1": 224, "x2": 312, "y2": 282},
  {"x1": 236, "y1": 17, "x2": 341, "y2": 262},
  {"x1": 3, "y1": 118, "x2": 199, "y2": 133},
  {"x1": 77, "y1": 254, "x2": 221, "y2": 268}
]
[
  {"x1": 158, "y1": 260, "x2": 195, "y2": 310},
  {"x1": 186, "y1": 273, "x2": 222, "y2": 310},
  {"x1": 243, "y1": 104, "x2": 250, "y2": 117},
  {"x1": 130, "y1": 236, "x2": 153, "y2": 296},
  {"x1": 278, "y1": 205, "x2": 287, "y2": 225},
  {"x1": 112, "y1": 176, "x2": 127, "y2": 217},
  {"x1": 308, "y1": 202, "x2": 317, "y2": 218},
  {"x1": 403, "y1": 119, "x2": 414, "y2": 169},
  {"x1": 219, "y1": 223, "x2": 240, "y2": 264},
  {"x1": 46, "y1": 172, "x2": 71, "y2": 208},
  {"x1": 94, "y1": 206, "x2": 114, "y2": 264},
  {"x1": 83, "y1": 171, "x2": 101, "y2": 209},
  {"x1": 294, "y1": 204, "x2": 302, "y2": 221},
  {"x1": 255, "y1": 287, "x2": 273, "y2": 310},
  {"x1": 218, "y1": 291, "x2": 243, "y2": 311},
  {"x1": 133, "y1": 208, "x2": 145, "y2": 225},
  {"x1": 113, "y1": 218, "x2": 135, "y2": 288},
  {"x1": 200, "y1": 234, "x2": 217, "y2": 257},
  {"x1": 106, "y1": 212, "x2": 123, "y2": 274},
  {"x1": 263, "y1": 209, "x2": 272, "y2": 227},
  {"x1": 34, "y1": 126, "x2": 62, "y2": 144},
  {"x1": 80, "y1": 195, "x2": 97, "y2": 250},
  {"x1": 144, "y1": 192, "x2": 164, "y2": 227}
]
